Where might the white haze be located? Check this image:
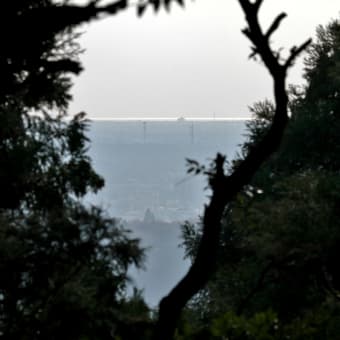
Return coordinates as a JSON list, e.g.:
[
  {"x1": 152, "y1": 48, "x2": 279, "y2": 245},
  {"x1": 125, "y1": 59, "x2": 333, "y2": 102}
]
[{"x1": 69, "y1": 0, "x2": 340, "y2": 119}]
